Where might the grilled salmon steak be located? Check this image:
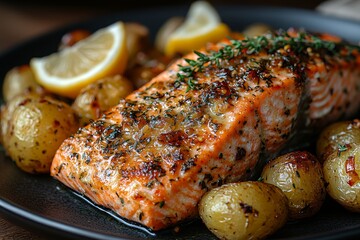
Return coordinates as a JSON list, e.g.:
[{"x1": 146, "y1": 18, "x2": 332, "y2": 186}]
[{"x1": 51, "y1": 29, "x2": 360, "y2": 230}]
